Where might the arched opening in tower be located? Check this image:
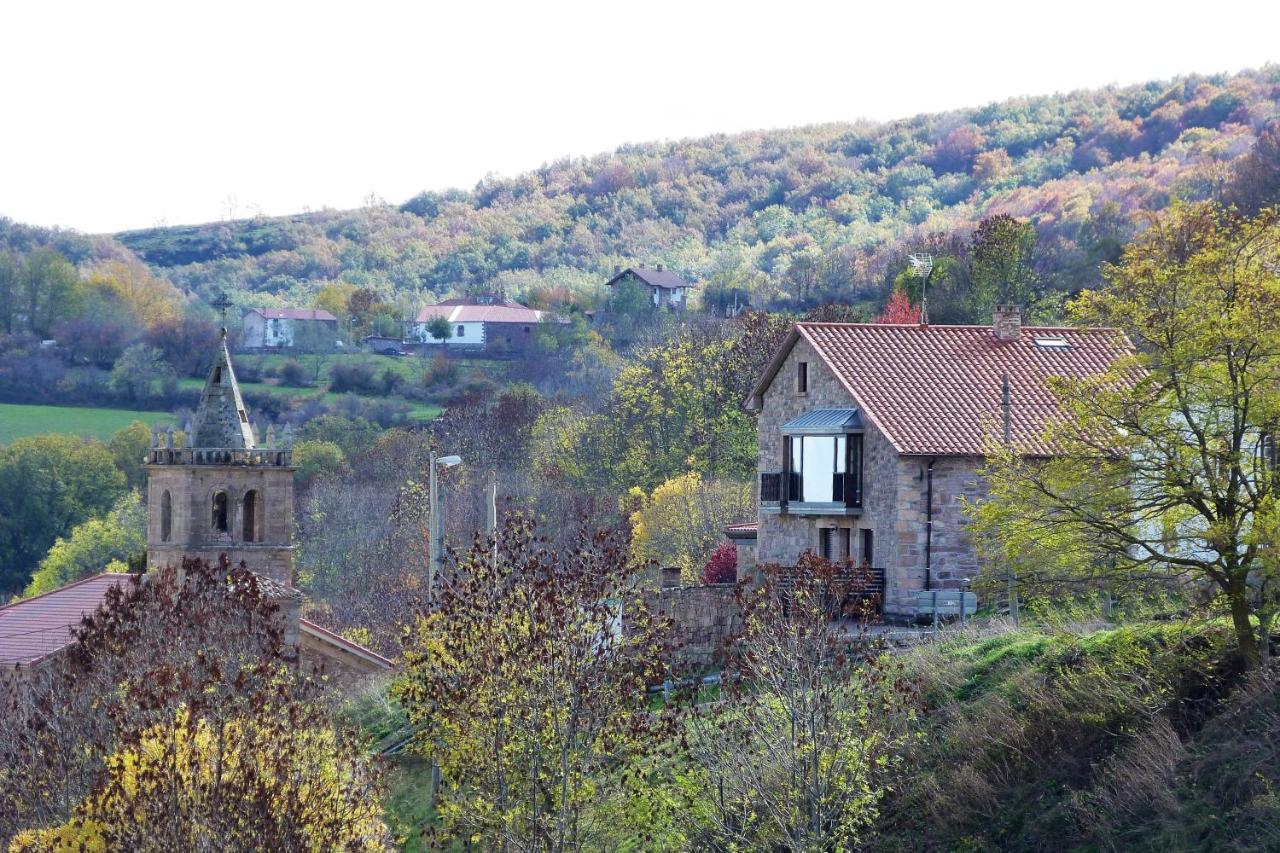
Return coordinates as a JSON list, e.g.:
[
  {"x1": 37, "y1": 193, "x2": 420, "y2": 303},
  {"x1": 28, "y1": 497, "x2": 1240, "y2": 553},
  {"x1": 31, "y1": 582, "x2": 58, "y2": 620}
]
[{"x1": 212, "y1": 490, "x2": 228, "y2": 533}]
